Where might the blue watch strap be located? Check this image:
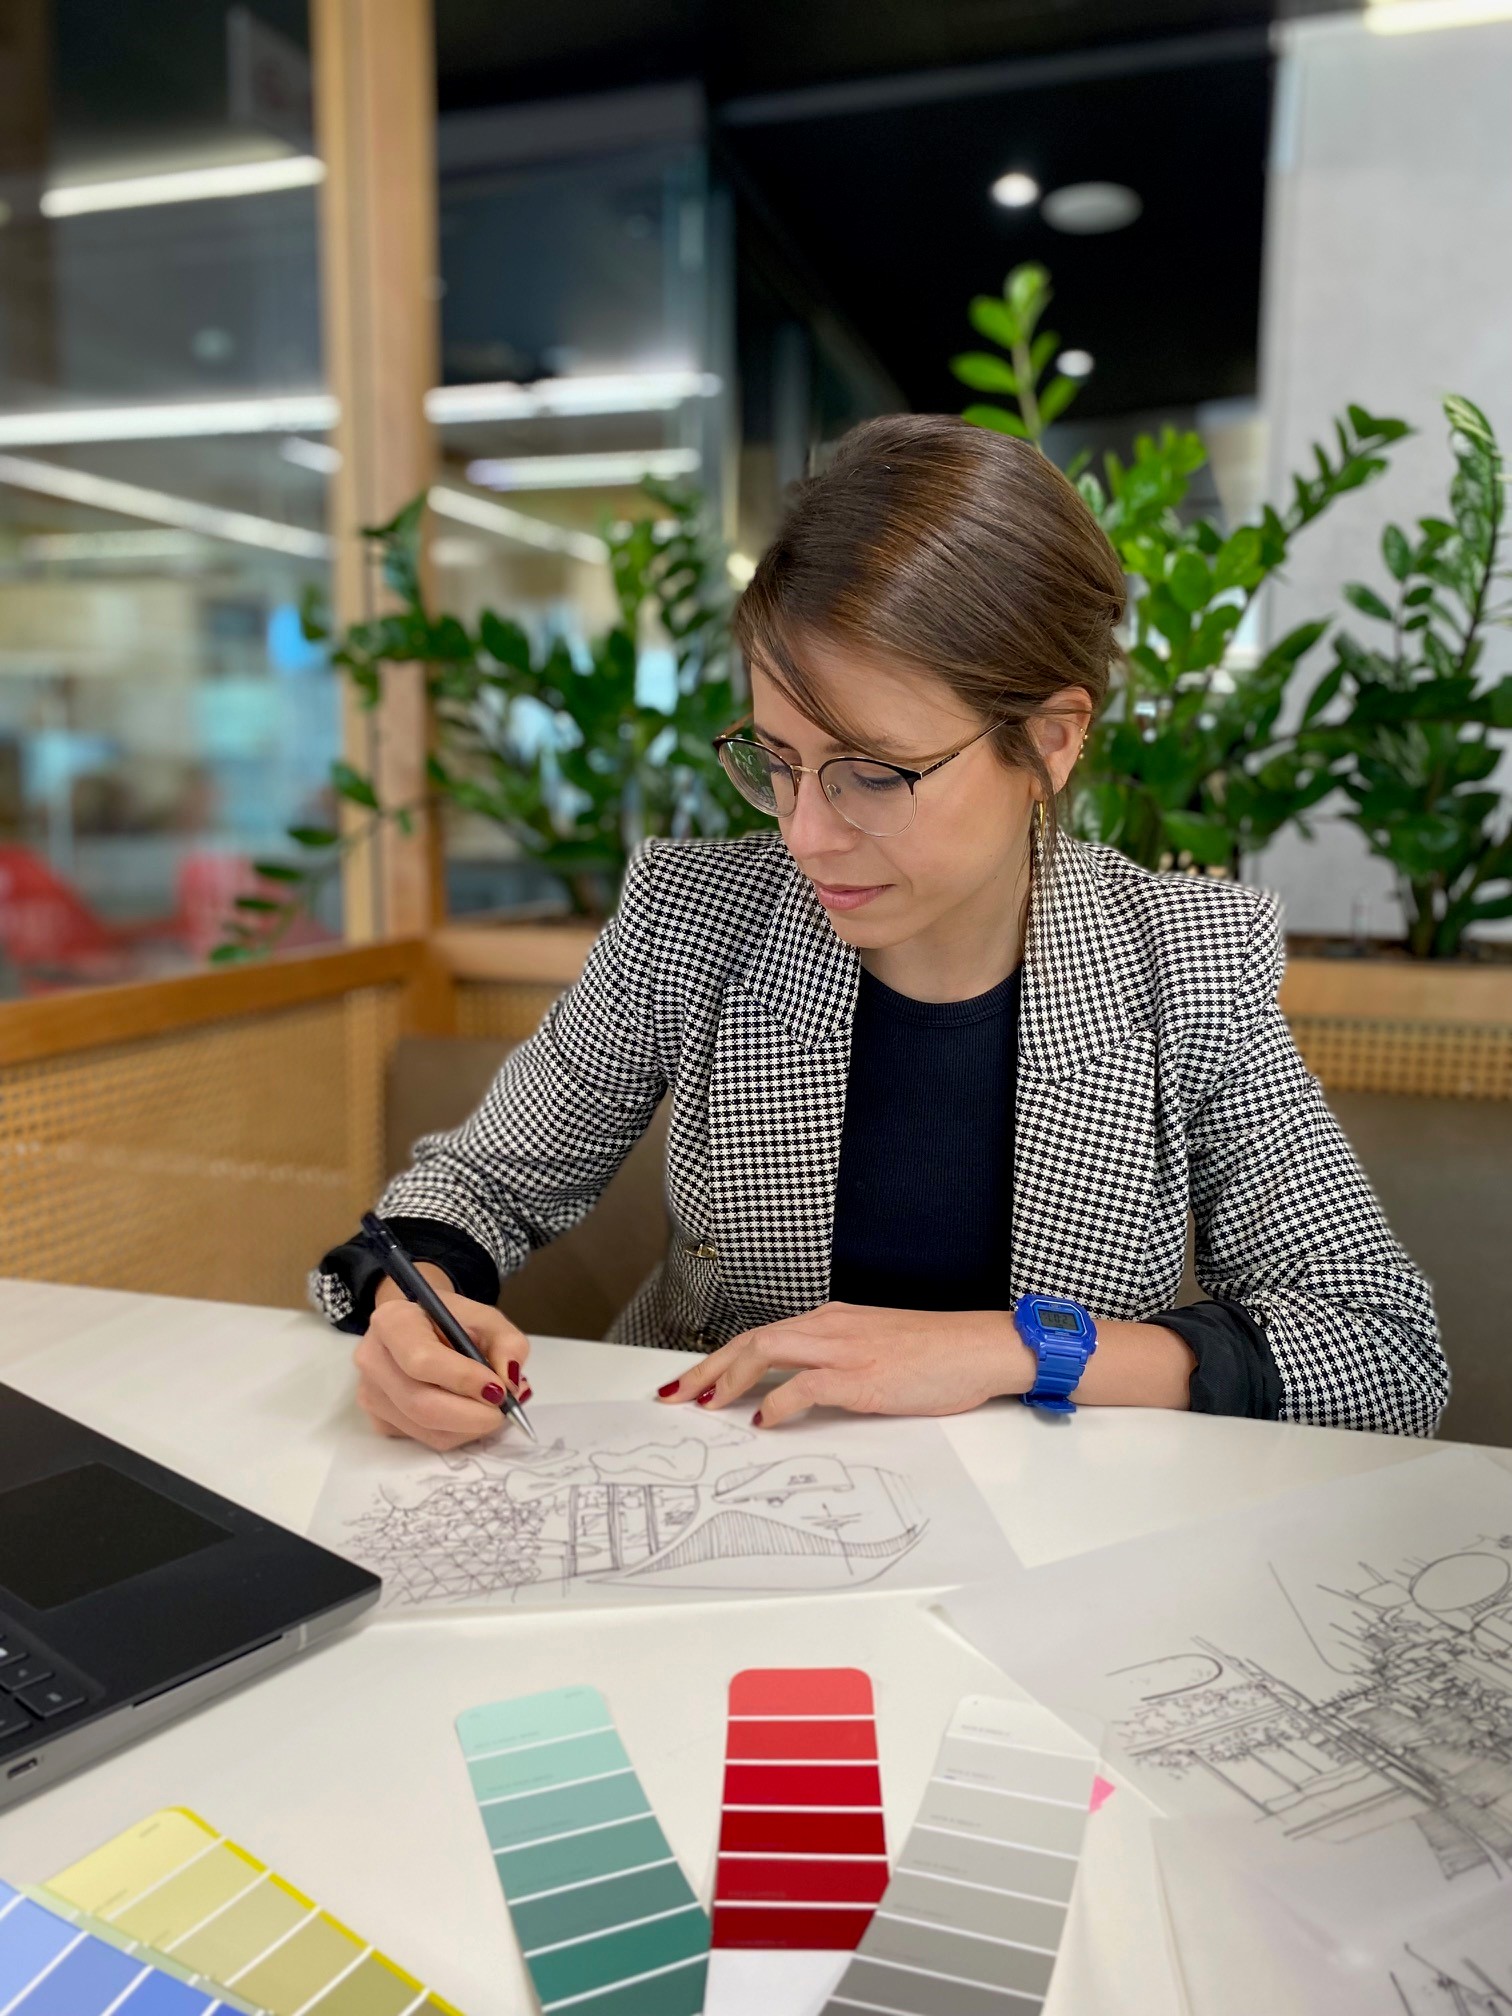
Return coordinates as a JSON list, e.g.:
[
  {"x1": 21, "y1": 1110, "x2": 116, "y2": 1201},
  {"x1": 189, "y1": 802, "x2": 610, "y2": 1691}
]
[{"x1": 1013, "y1": 1295, "x2": 1097, "y2": 1413}]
